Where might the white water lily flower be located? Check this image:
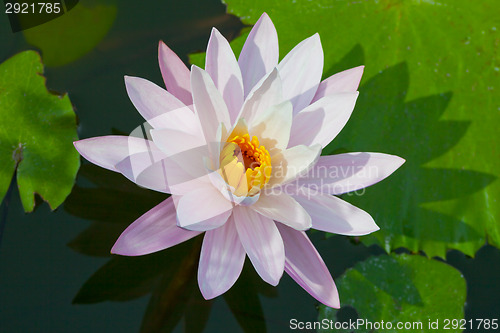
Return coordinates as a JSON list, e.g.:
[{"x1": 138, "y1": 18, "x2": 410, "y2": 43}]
[{"x1": 74, "y1": 13, "x2": 404, "y2": 307}]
